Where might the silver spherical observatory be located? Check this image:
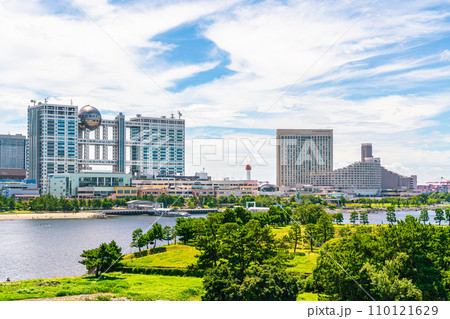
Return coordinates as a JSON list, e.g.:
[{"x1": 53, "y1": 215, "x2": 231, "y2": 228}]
[{"x1": 79, "y1": 105, "x2": 102, "y2": 130}]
